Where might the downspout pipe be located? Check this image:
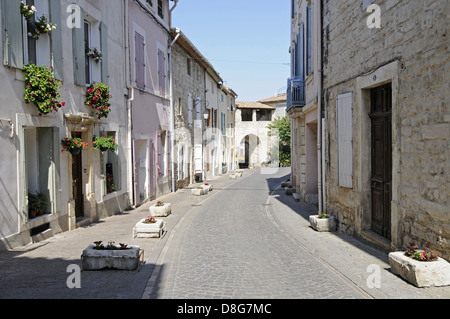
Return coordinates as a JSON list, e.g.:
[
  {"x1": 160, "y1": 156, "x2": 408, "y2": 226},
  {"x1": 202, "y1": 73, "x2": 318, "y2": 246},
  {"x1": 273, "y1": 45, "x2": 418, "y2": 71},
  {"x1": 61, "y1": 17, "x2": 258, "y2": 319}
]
[
  {"x1": 168, "y1": 27, "x2": 181, "y2": 193},
  {"x1": 317, "y1": 0, "x2": 324, "y2": 214}
]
